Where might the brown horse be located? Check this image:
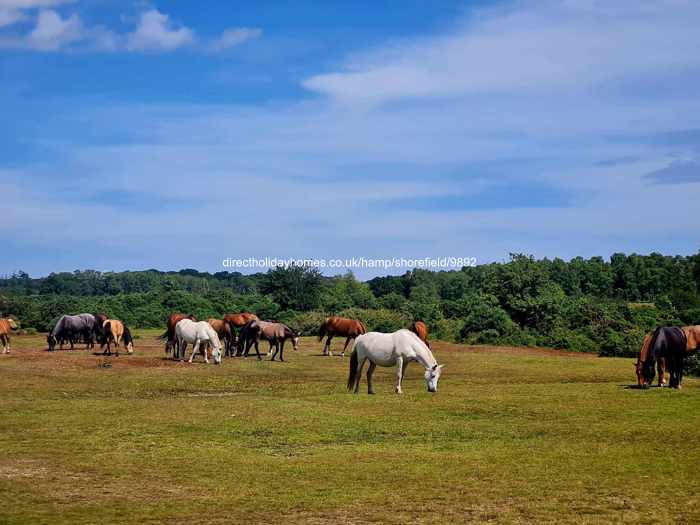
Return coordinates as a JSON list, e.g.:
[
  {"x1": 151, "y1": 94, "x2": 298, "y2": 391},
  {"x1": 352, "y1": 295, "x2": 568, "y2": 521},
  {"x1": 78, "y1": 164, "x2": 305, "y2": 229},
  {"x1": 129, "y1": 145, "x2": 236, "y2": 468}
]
[
  {"x1": 239, "y1": 319, "x2": 299, "y2": 361},
  {"x1": 207, "y1": 319, "x2": 232, "y2": 354},
  {"x1": 223, "y1": 312, "x2": 258, "y2": 356},
  {"x1": 0, "y1": 318, "x2": 19, "y2": 354},
  {"x1": 163, "y1": 313, "x2": 196, "y2": 354},
  {"x1": 102, "y1": 319, "x2": 133, "y2": 356},
  {"x1": 409, "y1": 321, "x2": 430, "y2": 348},
  {"x1": 318, "y1": 316, "x2": 367, "y2": 357},
  {"x1": 635, "y1": 333, "x2": 667, "y2": 387}
]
